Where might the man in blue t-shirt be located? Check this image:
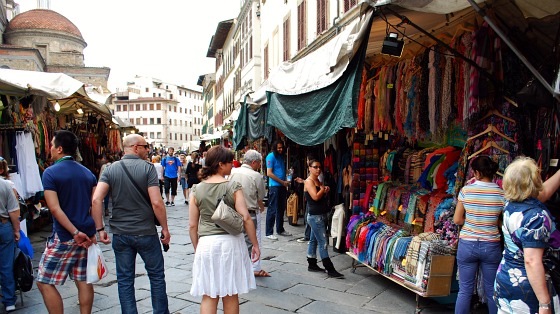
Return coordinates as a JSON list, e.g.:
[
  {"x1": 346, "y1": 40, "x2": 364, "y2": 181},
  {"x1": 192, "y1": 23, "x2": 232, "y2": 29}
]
[
  {"x1": 161, "y1": 147, "x2": 182, "y2": 206},
  {"x1": 37, "y1": 130, "x2": 97, "y2": 313},
  {"x1": 265, "y1": 140, "x2": 292, "y2": 240}
]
